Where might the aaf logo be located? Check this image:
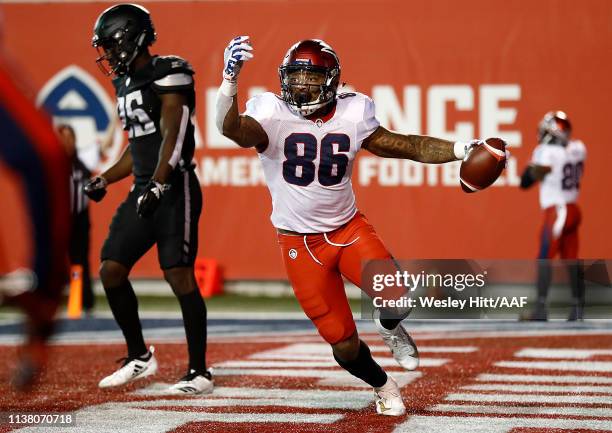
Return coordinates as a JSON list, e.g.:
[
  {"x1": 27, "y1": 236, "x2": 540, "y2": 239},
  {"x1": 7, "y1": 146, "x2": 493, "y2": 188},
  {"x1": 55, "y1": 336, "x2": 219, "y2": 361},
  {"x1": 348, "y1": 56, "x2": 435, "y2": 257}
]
[{"x1": 36, "y1": 65, "x2": 123, "y2": 170}]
